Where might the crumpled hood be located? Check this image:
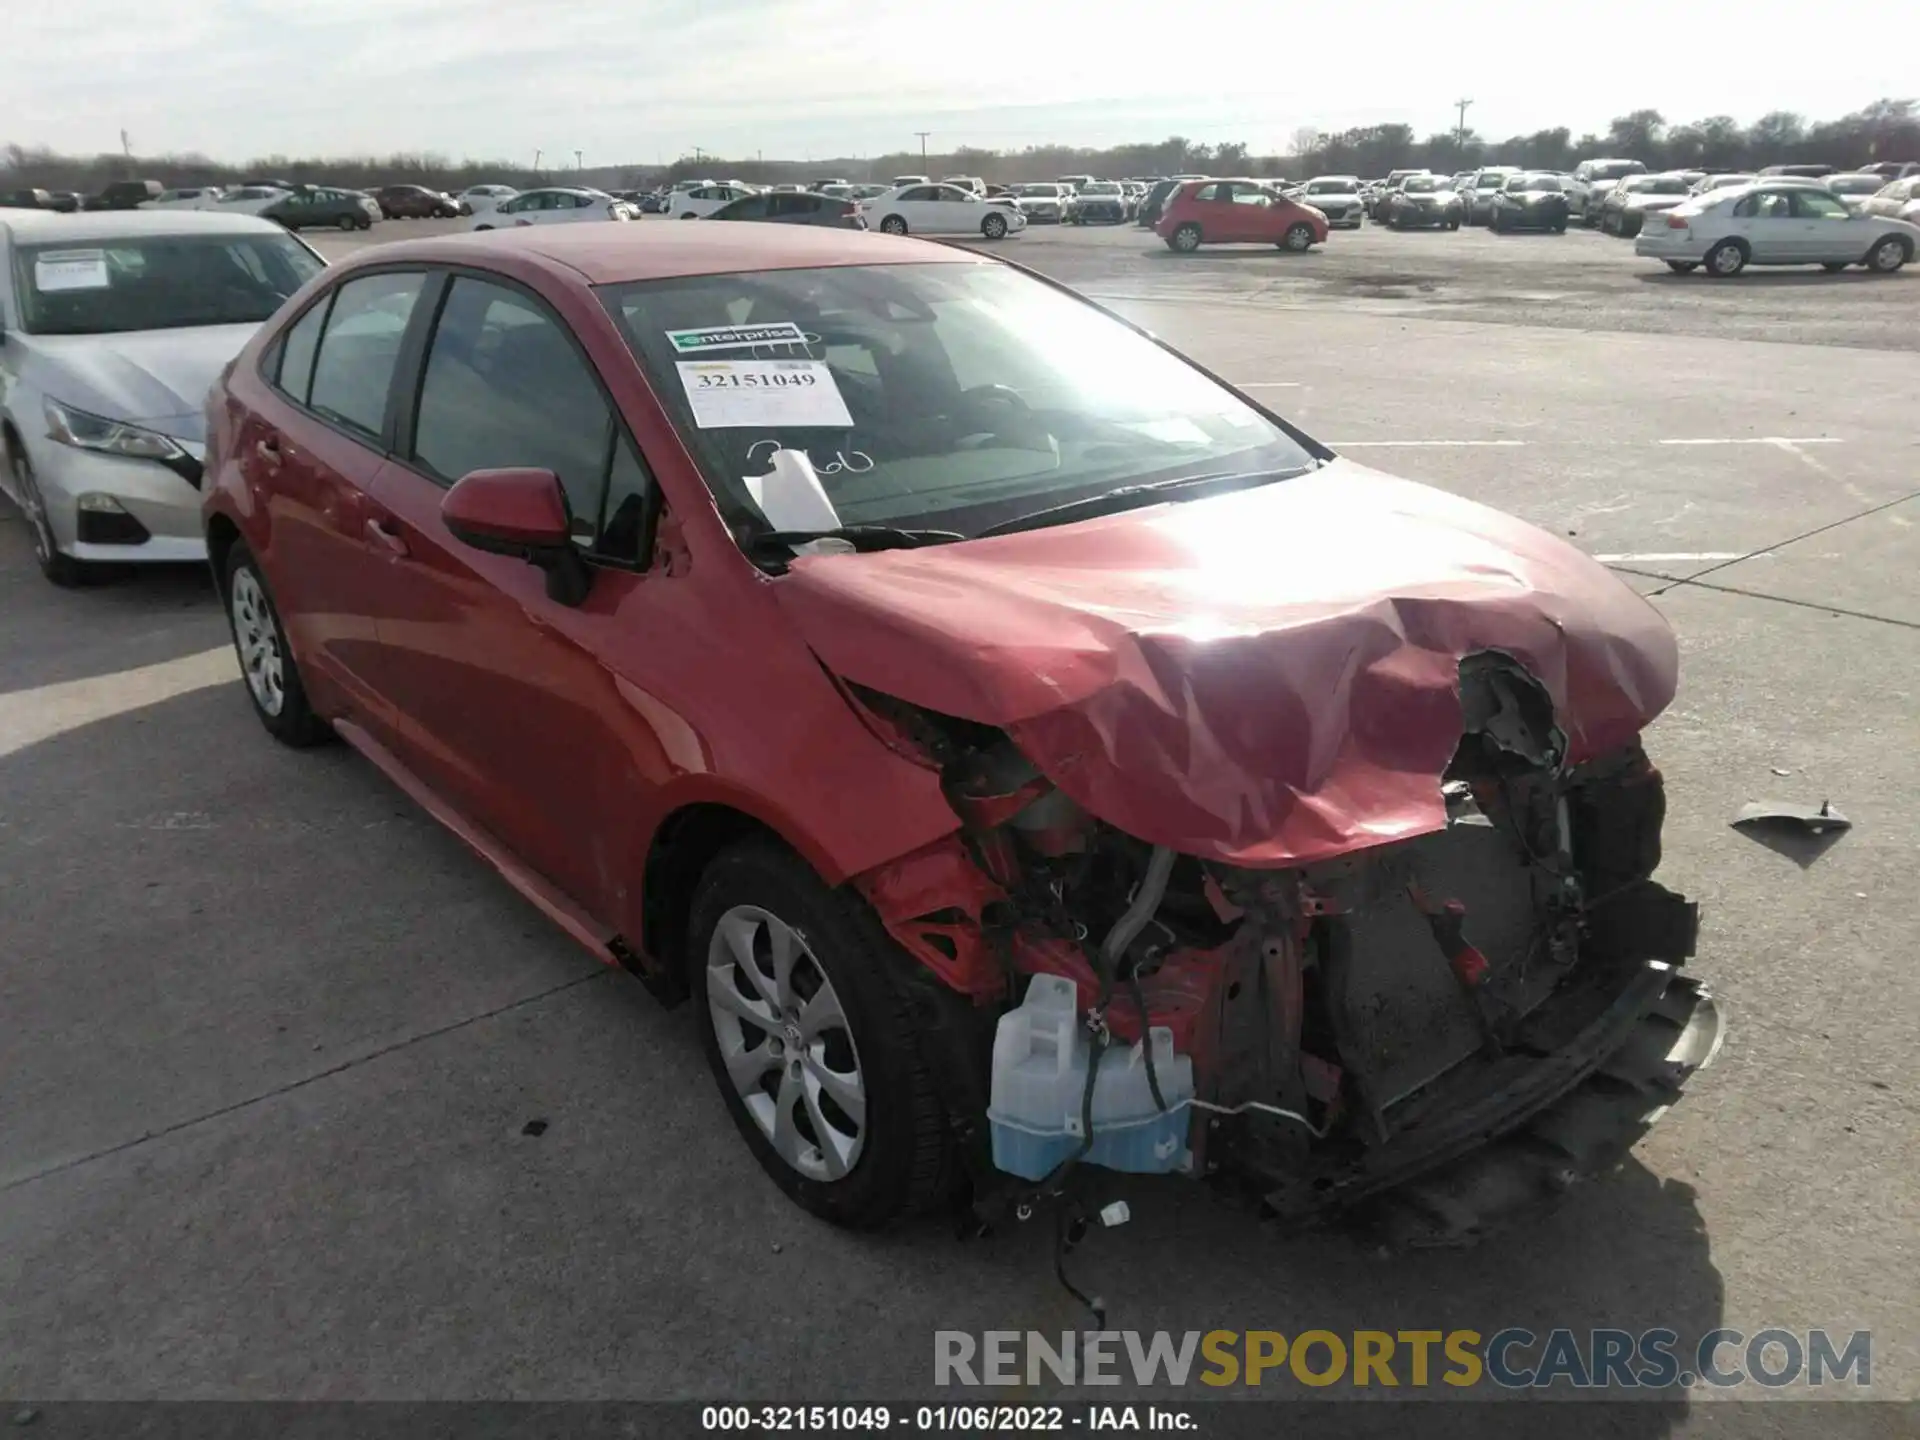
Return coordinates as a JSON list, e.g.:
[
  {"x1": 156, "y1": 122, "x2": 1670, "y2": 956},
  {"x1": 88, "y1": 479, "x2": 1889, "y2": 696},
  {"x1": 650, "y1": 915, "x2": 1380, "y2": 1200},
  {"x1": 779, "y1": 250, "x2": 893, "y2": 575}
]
[
  {"x1": 777, "y1": 462, "x2": 1678, "y2": 867},
  {"x1": 27, "y1": 323, "x2": 260, "y2": 441}
]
